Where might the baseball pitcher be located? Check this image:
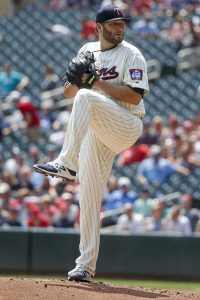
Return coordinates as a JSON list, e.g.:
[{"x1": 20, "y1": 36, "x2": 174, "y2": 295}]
[{"x1": 33, "y1": 4, "x2": 149, "y2": 282}]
